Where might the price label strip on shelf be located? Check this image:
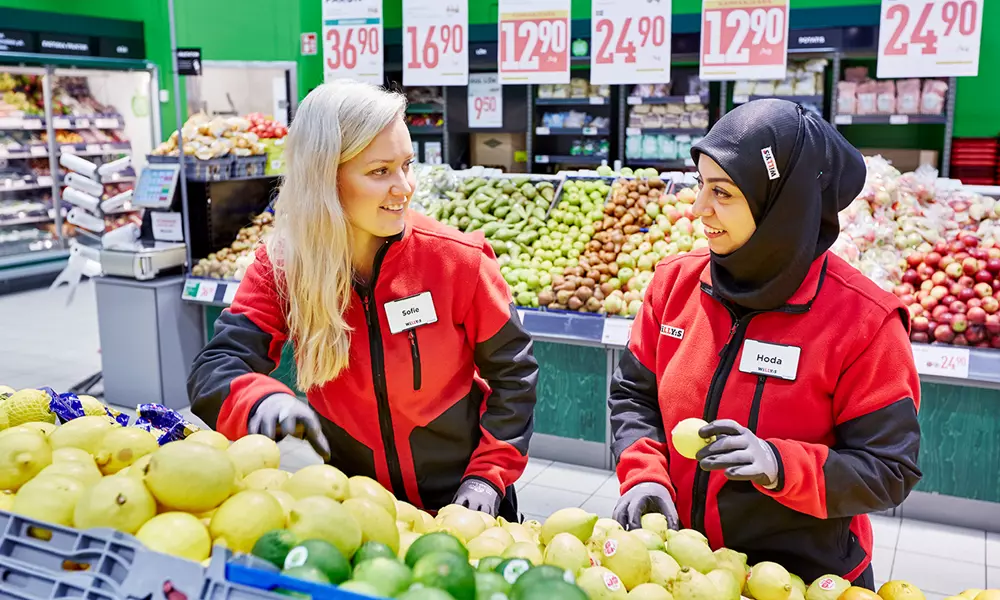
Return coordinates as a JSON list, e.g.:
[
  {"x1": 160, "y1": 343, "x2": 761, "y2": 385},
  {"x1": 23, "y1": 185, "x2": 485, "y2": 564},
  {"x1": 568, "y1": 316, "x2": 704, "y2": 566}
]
[
  {"x1": 602, "y1": 318, "x2": 632, "y2": 347},
  {"x1": 403, "y1": 0, "x2": 468, "y2": 86},
  {"x1": 590, "y1": 0, "x2": 672, "y2": 85},
  {"x1": 468, "y1": 73, "x2": 503, "y2": 128},
  {"x1": 700, "y1": 0, "x2": 789, "y2": 81},
  {"x1": 498, "y1": 0, "x2": 571, "y2": 84},
  {"x1": 877, "y1": 0, "x2": 983, "y2": 78},
  {"x1": 911, "y1": 344, "x2": 970, "y2": 379},
  {"x1": 323, "y1": 0, "x2": 384, "y2": 85}
]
